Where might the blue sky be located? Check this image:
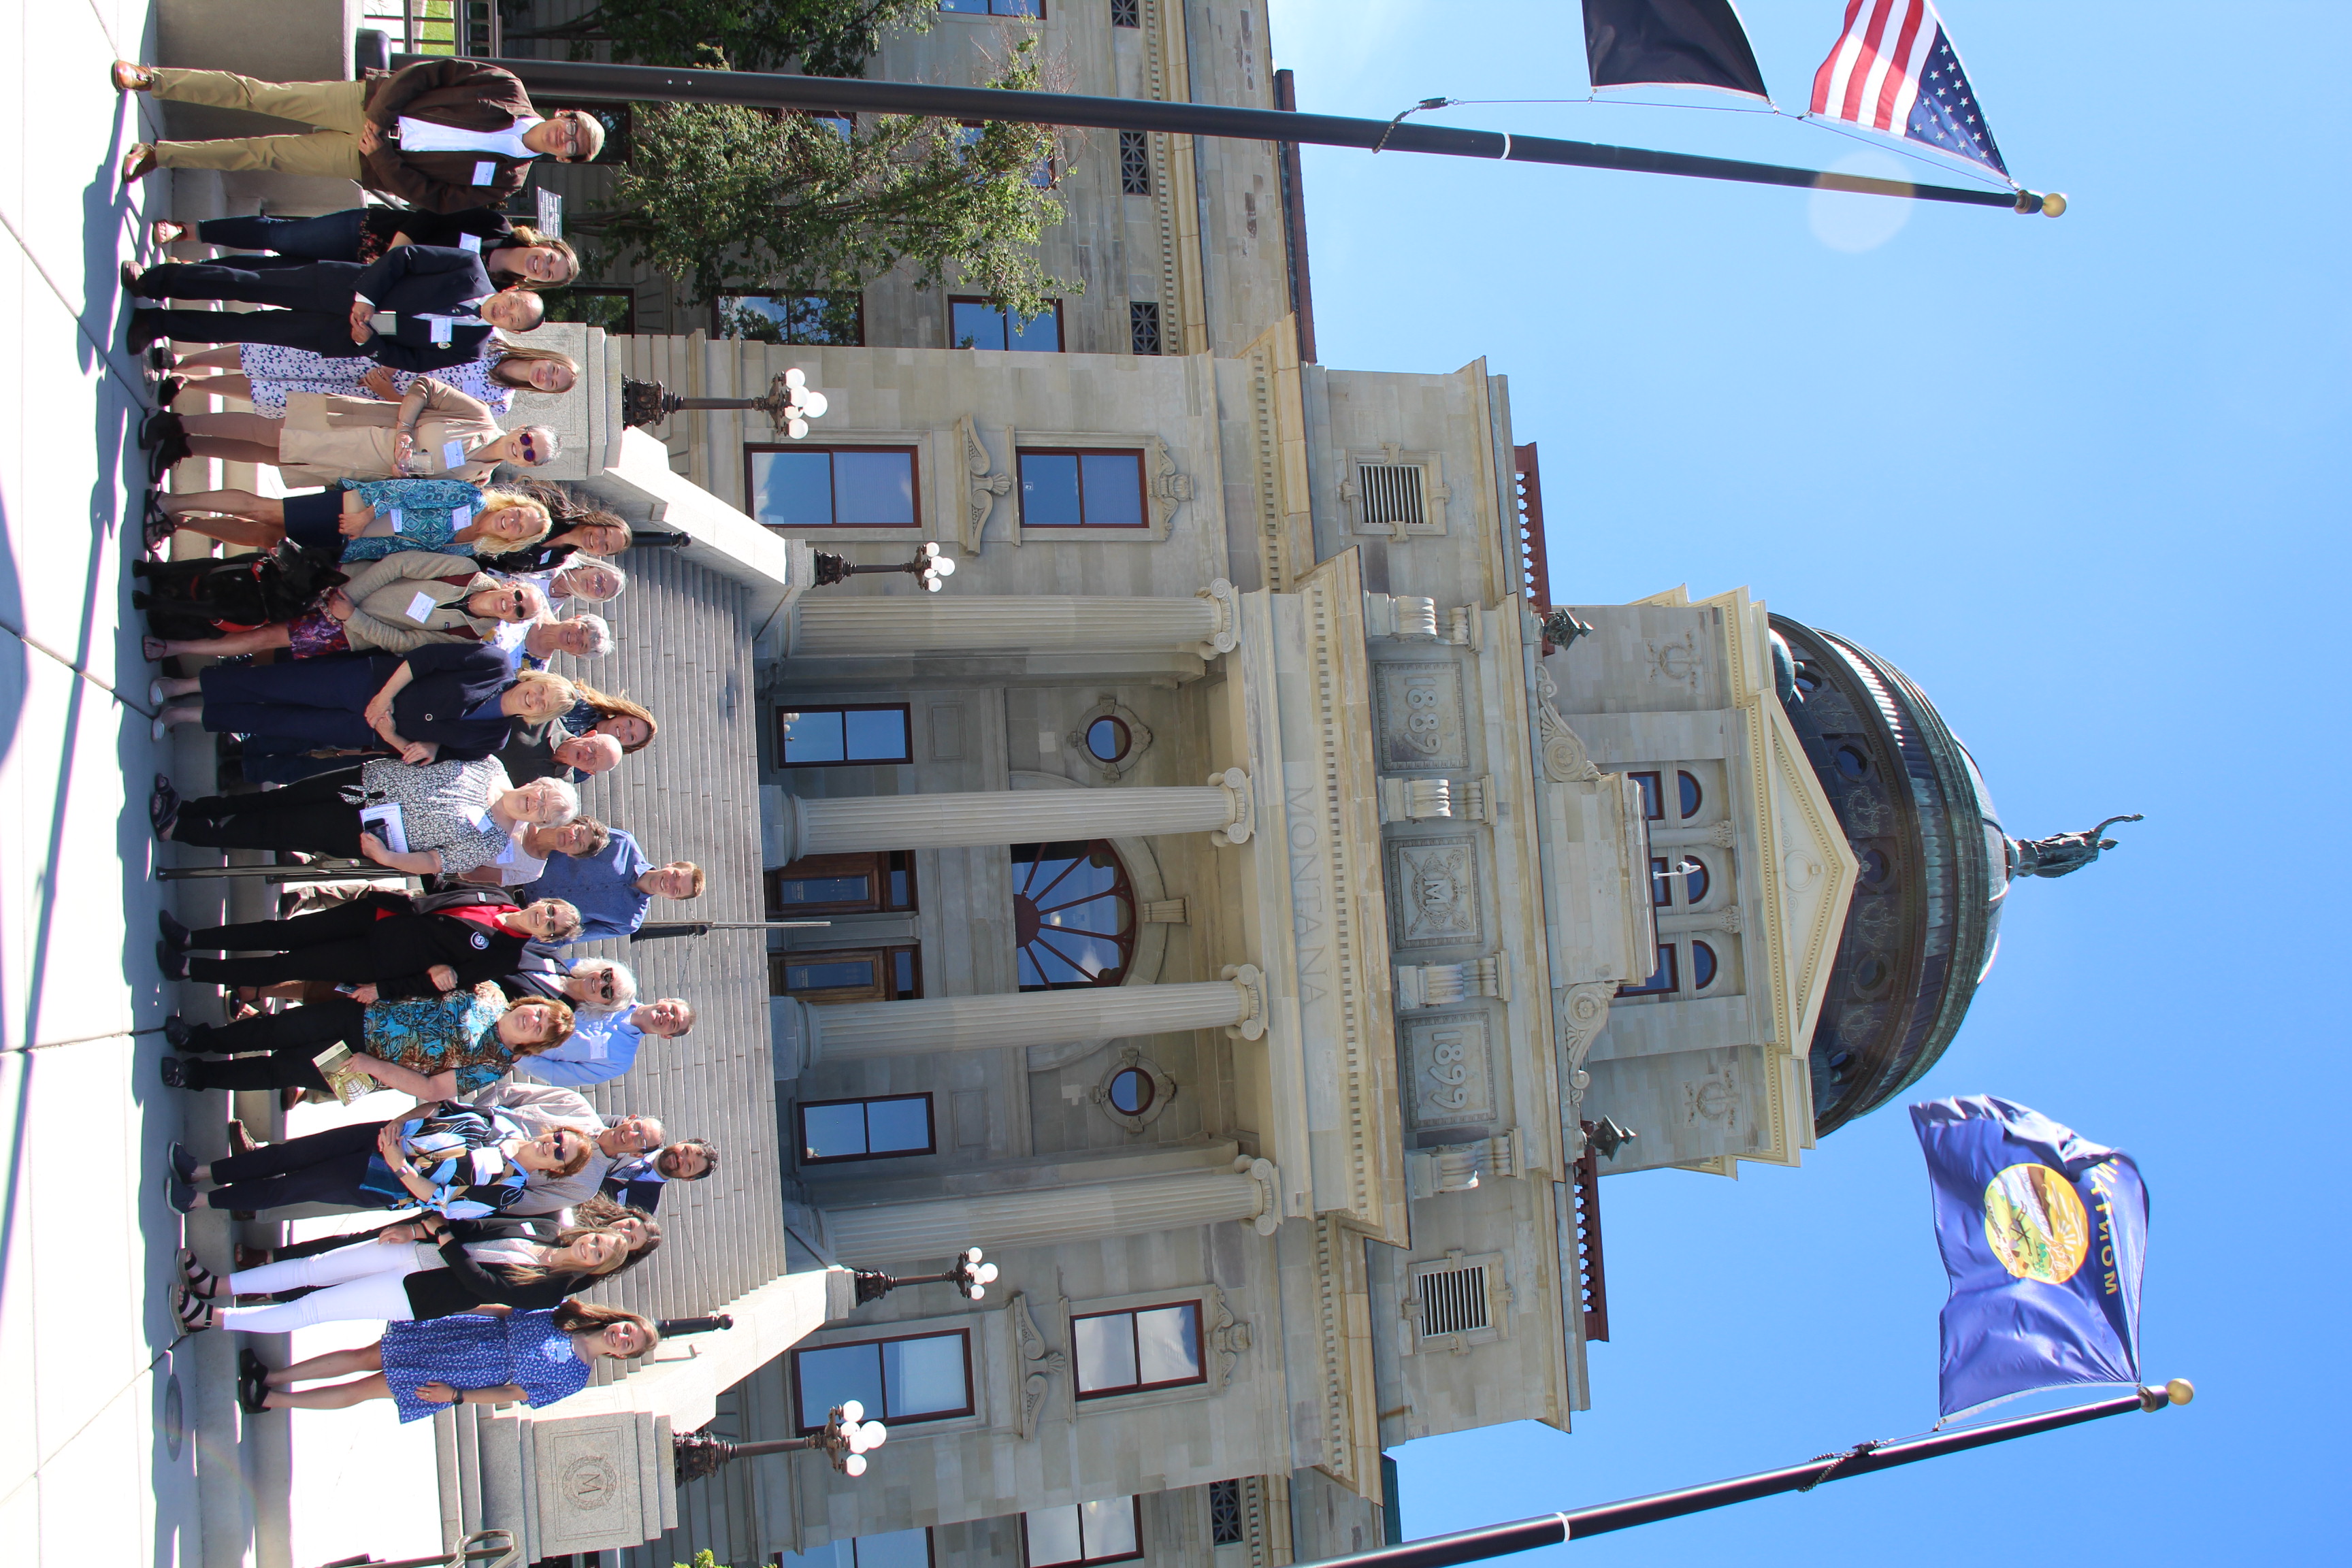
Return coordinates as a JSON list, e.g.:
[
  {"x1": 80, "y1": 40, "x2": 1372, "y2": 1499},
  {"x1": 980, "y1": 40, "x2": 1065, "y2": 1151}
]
[{"x1": 1264, "y1": 2, "x2": 2347, "y2": 1561}]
